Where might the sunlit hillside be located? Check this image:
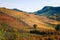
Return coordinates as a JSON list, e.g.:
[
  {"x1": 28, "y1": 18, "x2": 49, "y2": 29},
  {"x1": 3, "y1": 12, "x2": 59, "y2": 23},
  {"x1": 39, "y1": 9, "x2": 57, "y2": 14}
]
[
  {"x1": 0, "y1": 8, "x2": 60, "y2": 40},
  {"x1": 0, "y1": 8, "x2": 55, "y2": 30}
]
